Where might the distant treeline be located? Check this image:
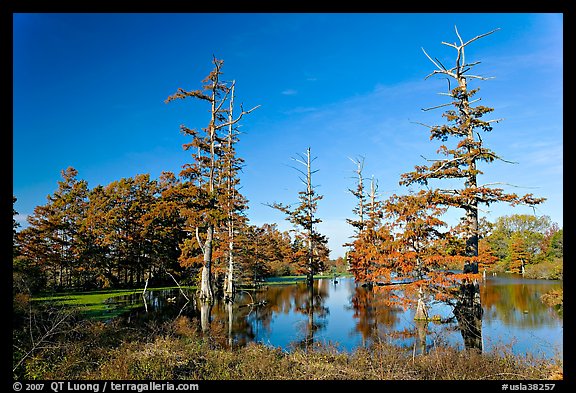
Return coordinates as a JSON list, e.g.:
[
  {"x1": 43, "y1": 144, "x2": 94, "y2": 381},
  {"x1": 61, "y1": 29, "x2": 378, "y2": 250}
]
[
  {"x1": 12, "y1": 168, "x2": 330, "y2": 294},
  {"x1": 476, "y1": 215, "x2": 563, "y2": 279}
]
